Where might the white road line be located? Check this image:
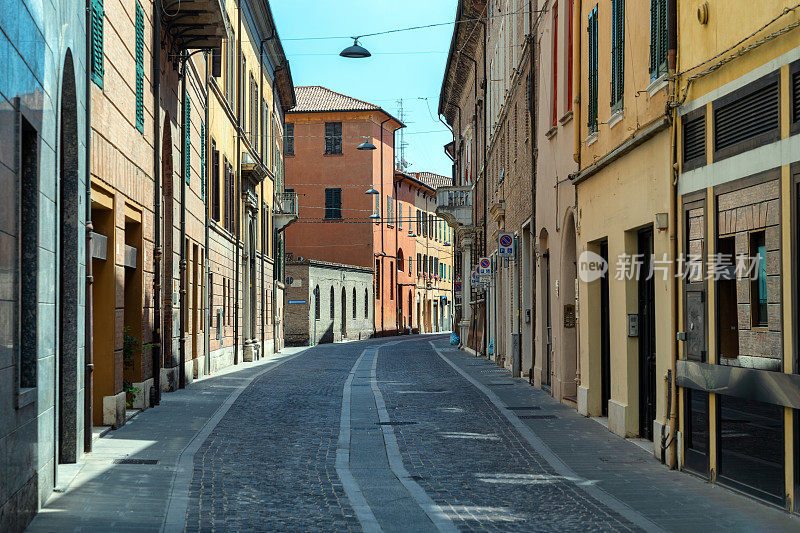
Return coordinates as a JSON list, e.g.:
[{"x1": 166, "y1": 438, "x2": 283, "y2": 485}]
[
  {"x1": 370, "y1": 348, "x2": 459, "y2": 533},
  {"x1": 161, "y1": 349, "x2": 308, "y2": 532},
  {"x1": 336, "y1": 349, "x2": 382, "y2": 533},
  {"x1": 431, "y1": 342, "x2": 667, "y2": 533}
]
